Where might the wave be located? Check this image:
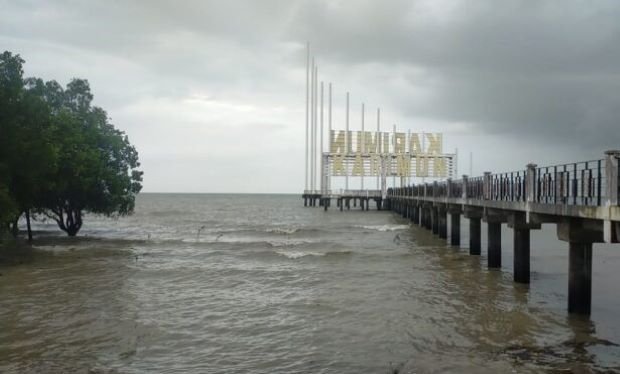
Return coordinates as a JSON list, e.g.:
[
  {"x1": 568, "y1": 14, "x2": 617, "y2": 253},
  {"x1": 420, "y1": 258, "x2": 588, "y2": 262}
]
[
  {"x1": 274, "y1": 250, "x2": 352, "y2": 259},
  {"x1": 355, "y1": 224, "x2": 410, "y2": 232},
  {"x1": 223, "y1": 227, "x2": 321, "y2": 236},
  {"x1": 181, "y1": 236, "x2": 317, "y2": 248},
  {"x1": 264, "y1": 227, "x2": 300, "y2": 235}
]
